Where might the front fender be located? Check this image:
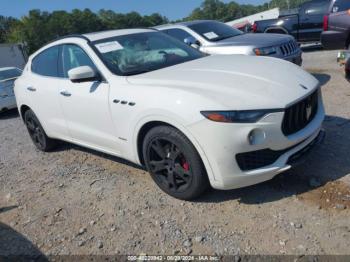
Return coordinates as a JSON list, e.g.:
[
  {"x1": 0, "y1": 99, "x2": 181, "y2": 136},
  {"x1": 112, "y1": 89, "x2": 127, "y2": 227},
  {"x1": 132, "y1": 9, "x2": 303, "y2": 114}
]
[{"x1": 131, "y1": 113, "x2": 217, "y2": 185}]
